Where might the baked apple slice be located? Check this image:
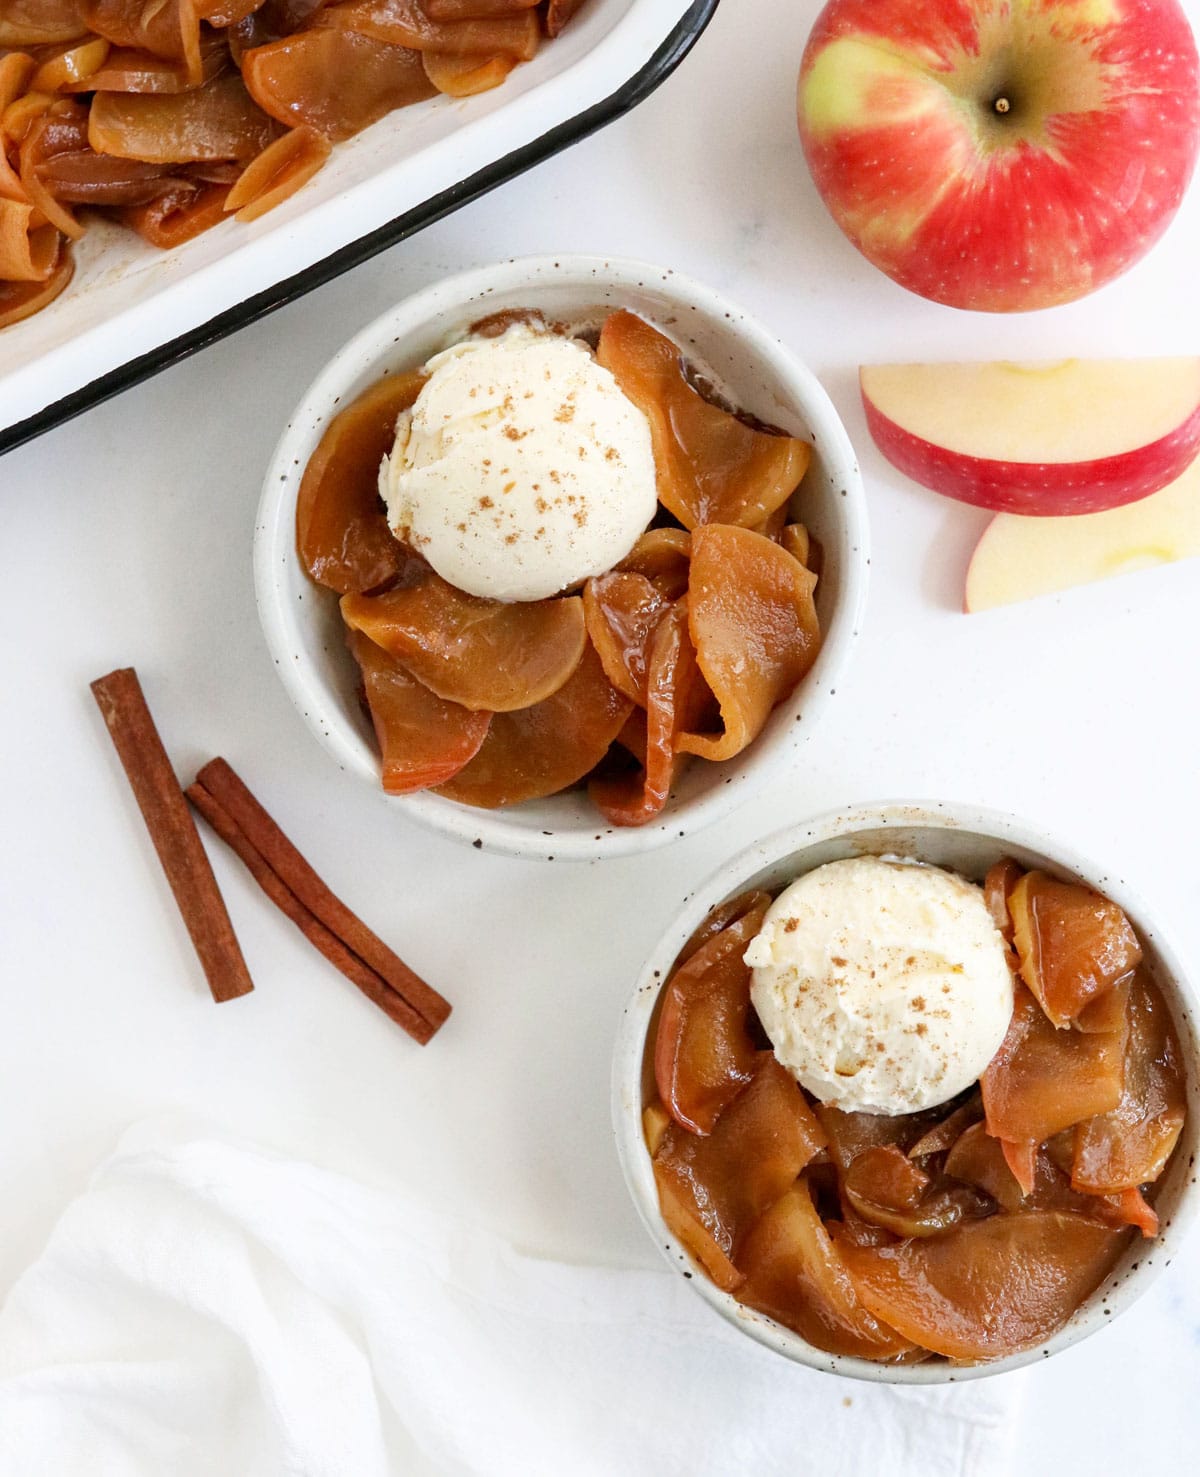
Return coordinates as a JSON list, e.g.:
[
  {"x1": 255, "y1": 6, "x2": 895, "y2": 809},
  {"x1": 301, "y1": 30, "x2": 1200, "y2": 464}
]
[
  {"x1": 341, "y1": 573, "x2": 586, "y2": 713},
  {"x1": 433, "y1": 643, "x2": 631, "y2": 808},
  {"x1": 944, "y1": 1122, "x2": 1026, "y2": 1212},
  {"x1": 347, "y1": 630, "x2": 490, "y2": 794},
  {"x1": 842, "y1": 1145, "x2": 987, "y2": 1237},
  {"x1": 679, "y1": 525, "x2": 821, "y2": 762},
  {"x1": 906, "y1": 1093, "x2": 983, "y2": 1159},
  {"x1": 617, "y1": 528, "x2": 691, "y2": 600},
  {"x1": 296, "y1": 371, "x2": 425, "y2": 594},
  {"x1": 677, "y1": 888, "x2": 773, "y2": 967},
  {"x1": 983, "y1": 986, "x2": 1127, "y2": 1145},
  {"x1": 589, "y1": 601, "x2": 702, "y2": 826},
  {"x1": 817, "y1": 1103, "x2": 944, "y2": 1171},
  {"x1": 582, "y1": 571, "x2": 672, "y2": 705},
  {"x1": 597, "y1": 310, "x2": 811, "y2": 529},
  {"x1": 736, "y1": 1180, "x2": 915, "y2": 1359},
  {"x1": 242, "y1": 26, "x2": 436, "y2": 140},
  {"x1": 840, "y1": 1212, "x2": 1130, "y2": 1361},
  {"x1": 983, "y1": 857, "x2": 1022, "y2": 945},
  {"x1": 654, "y1": 904, "x2": 768, "y2": 1134},
  {"x1": 652, "y1": 1053, "x2": 826, "y2": 1290},
  {"x1": 1009, "y1": 871, "x2": 1141, "y2": 1027},
  {"x1": 1072, "y1": 974, "x2": 1187, "y2": 1194}
]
